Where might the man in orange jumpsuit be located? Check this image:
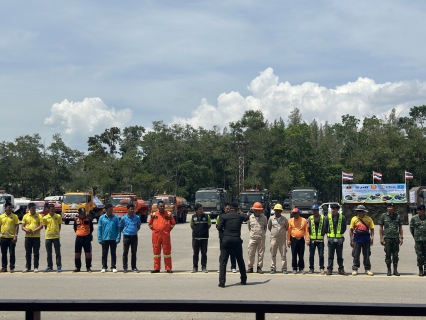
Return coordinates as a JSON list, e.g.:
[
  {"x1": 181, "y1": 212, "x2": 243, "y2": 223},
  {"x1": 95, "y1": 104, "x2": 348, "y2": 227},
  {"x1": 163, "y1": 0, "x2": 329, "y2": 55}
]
[{"x1": 149, "y1": 200, "x2": 176, "y2": 273}]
